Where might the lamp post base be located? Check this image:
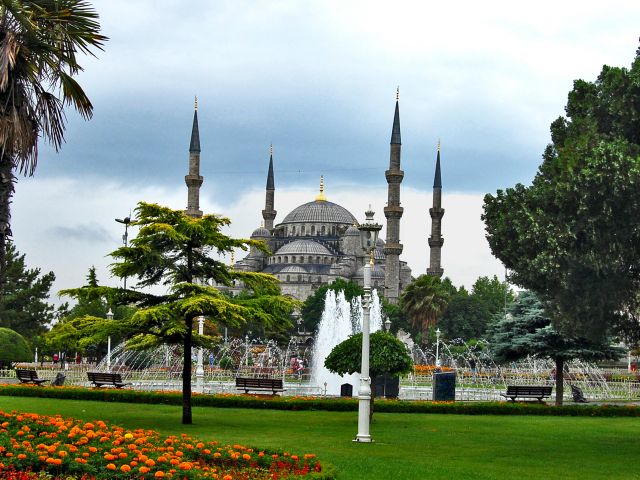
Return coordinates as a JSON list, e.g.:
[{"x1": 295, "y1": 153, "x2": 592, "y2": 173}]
[{"x1": 353, "y1": 435, "x2": 373, "y2": 443}]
